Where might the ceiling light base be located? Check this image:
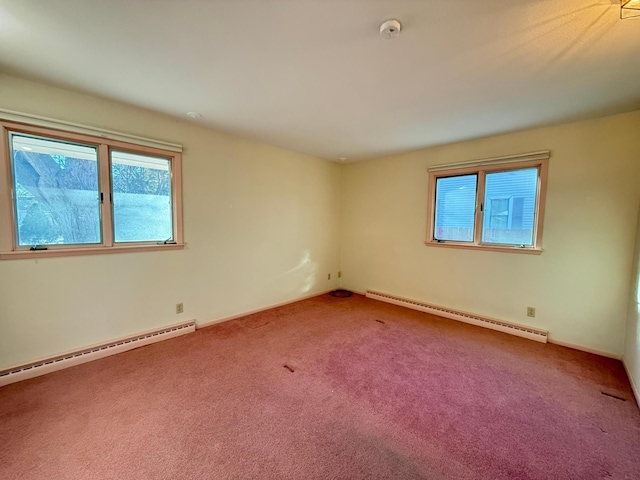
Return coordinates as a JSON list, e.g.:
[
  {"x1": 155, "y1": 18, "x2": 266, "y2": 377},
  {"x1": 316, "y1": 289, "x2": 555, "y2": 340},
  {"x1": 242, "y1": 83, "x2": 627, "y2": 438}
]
[{"x1": 380, "y1": 19, "x2": 402, "y2": 39}]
